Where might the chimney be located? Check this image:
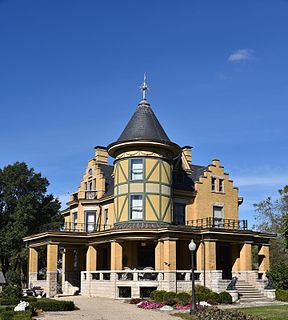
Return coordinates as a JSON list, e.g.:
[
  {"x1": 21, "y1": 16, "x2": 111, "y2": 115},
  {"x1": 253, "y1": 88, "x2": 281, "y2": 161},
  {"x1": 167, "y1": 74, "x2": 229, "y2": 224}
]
[
  {"x1": 182, "y1": 146, "x2": 192, "y2": 164},
  {"x1": 95, "y1": 146, "x2": 108, "y2": 164}
]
